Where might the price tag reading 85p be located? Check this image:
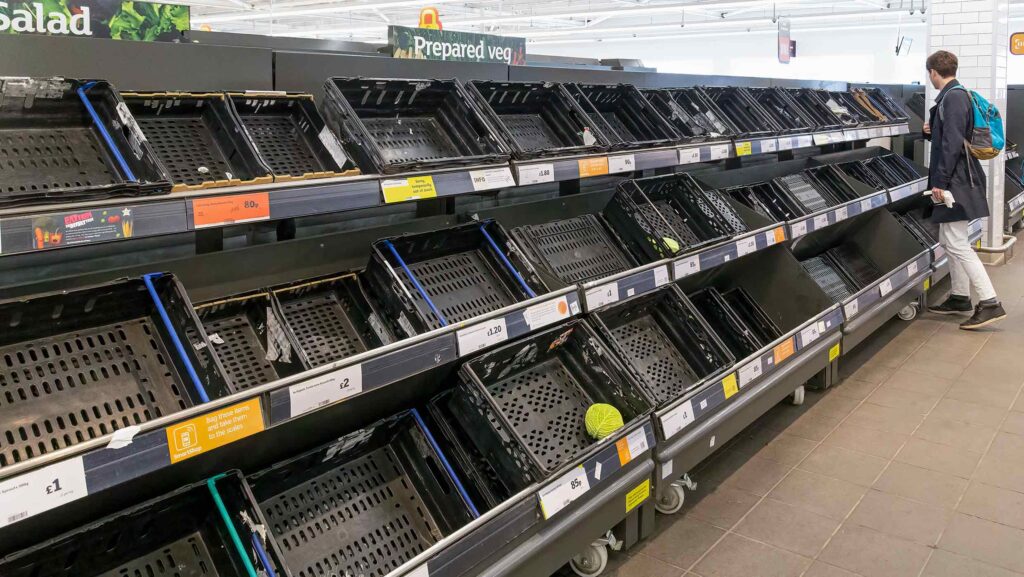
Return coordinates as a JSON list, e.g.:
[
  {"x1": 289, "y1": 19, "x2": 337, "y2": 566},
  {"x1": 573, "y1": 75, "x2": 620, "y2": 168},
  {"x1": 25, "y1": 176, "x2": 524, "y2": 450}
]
[{"x1": 538, "y1": 465, "x2": 590, "y2": 519}]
